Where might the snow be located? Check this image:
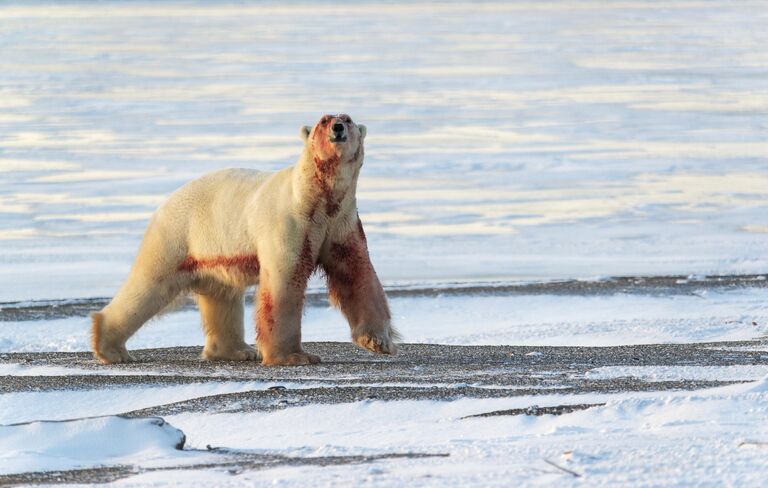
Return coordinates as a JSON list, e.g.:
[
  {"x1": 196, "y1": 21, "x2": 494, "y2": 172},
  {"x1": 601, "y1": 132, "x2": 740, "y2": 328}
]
[
  {"x1": 0, "y1": 363, "x2": 161, "y2": 376},
  {"x1": 7, "y1": 379, "x2": 768, "y2": 483},
  {"x1": 0, "y1": 382, "x2": 276, "y2": 425},
  {"x1": 3, "y1": 288, "x2": 767, "y2": 352},
  {"x1": 141, "y1": 378, "x2": 768, "y2": 486},
  {"x1": 585, "y1": 365, "x2": 768, "y2": 382},
  {"x1": 0, "y1": 416, "x2": 185, "y2": 476},
  {"x1": 1, "y1": 0, "x2": 768, "y2": 485}
]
